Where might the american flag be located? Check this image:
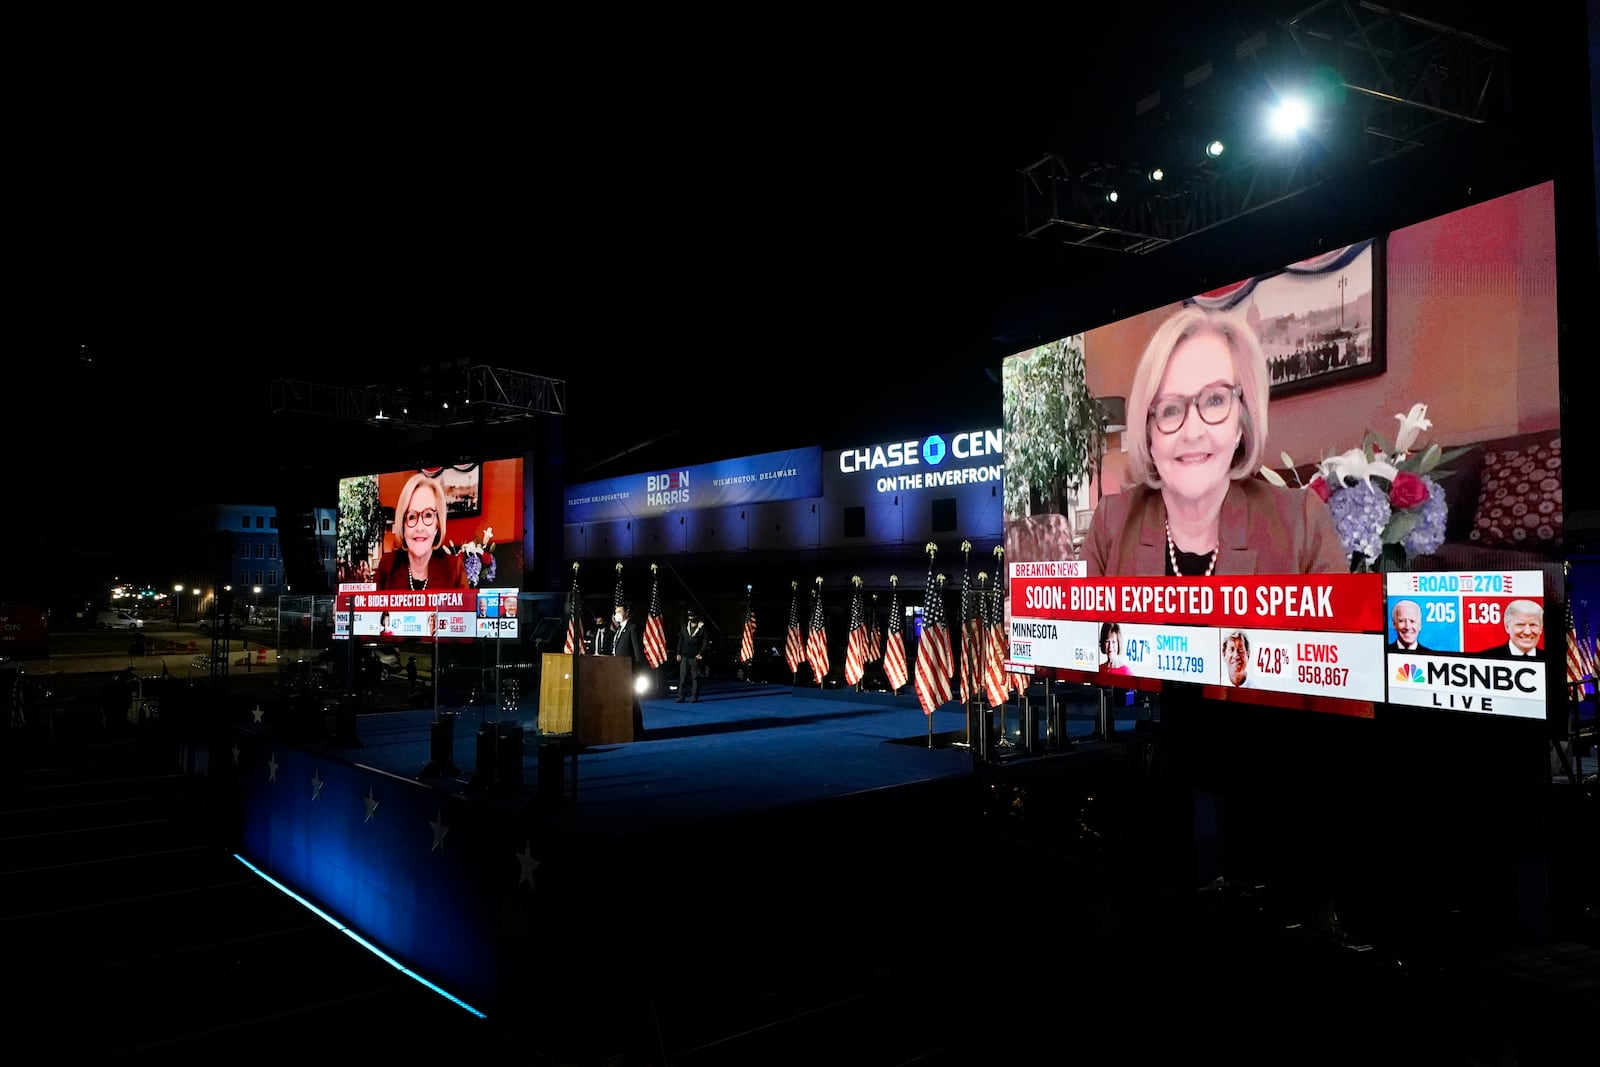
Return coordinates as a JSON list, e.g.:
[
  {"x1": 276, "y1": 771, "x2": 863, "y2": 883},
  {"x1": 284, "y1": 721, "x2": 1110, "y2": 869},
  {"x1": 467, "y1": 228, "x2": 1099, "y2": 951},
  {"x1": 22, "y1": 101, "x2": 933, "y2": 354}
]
[
  {"x1": 642, "y1": 565, "x2": 667, "y2": 669},
  {"x1": 613, "y1": 563, "x2": 626, "y2": 614},
  {"x1": 958, "y1": 549, "x2": 982, "y2": 705},
  {"x1": 996, "y1": 546, "x2": 1024, "y2": 695},
  {"x1": 784, "y1": 582, "x2": 805, "y2": 676},
  {"x1": 913, "y1": 547, "x2": 952, "y2": 715},
  {"x1": 1583, "y1": 607, "x2": 1599, "y2": 697},
  {"x1": 562, "y1": 565, "x2": 584, "y2": 654},
  {"x1": 882, "y1": 577, "x2": 908, "y2": 692},
  {"x1": 1565, "y1": 598, "x2": 1589, "y2": 697},
  {"x1": 867, "y1": 595, "x2": 882, "y2": 663},
  {"x1": 844, "y1": 578, "x2": 868, "y2": 688},
  {"x1": 984, "y1": 578, "x2": 1009, "y2": 708},
  {"x1": 805, "y1": 581, "x2": 829, "y2": 684},
  {"x1": 739, "y1": 601, "x2": 757, "y2": 664}
]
